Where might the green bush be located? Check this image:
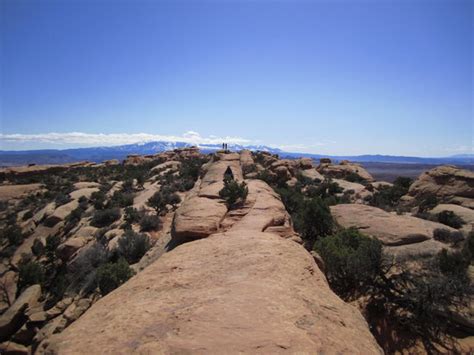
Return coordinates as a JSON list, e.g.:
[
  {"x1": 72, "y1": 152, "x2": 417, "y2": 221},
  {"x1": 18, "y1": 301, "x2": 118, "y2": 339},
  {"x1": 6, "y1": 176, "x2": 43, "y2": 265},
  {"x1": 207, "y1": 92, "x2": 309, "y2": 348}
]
[
  {"x1": 31, "y1": 238, "x2": 45, "y2": 256},
  {"x1": 22, "y1": 210, "x2": 34, "y2": 221},
  {"x1": 90, "y1": 190, "x2": 107, "y2": 210},
  {"x1": 110, "y1": 191, "x2": 134, "y2": 208},
  {"x1": 17, "y1": 261, "x2": 44, "y2": 293},
  {"x1": 437, "y1": 249, "x2": 470, "y2": 277},
  {"x1": 91, "y1": 208, "x2": 121, "y2": 228},
  {"x1": 315, "y1": 228, "x2": 382, "y2": 296},
  {"x1": 118, "y1": 230, "x2": 151, "y2": 264},
  {"x1": 345, "y1": 172, "x2": 364, "y2": 183},
  {"x1": 293, "y1": 197, "x2": 333, "y2": 246},
  {"x1": 219, "y1": 178, "x2": 248, "y2": 208},
  {"x1": 45, "y1": 234, "x2": 61, "y2": 260},
  {"x1": 96, "y1": 258, "x2": 134, "y2": 295},
  {"x1": 148, "y1": 191, "x2": 181, "y2": 215},
  {"x1": 139, "y1": 214, "x2": 161, "y2": 232},
  {"x1": 124, "y1": 207, "x2": 141, "y2": 225},
  {"x1": 3, "y1": 224, "x2": 24, "y2": 246},
  {"x1": 437, "y1": 210, "x2": 464, "y2": 229},
  {"x1": 433, "y1": 228, "x2": 464, "y2": 245}
]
